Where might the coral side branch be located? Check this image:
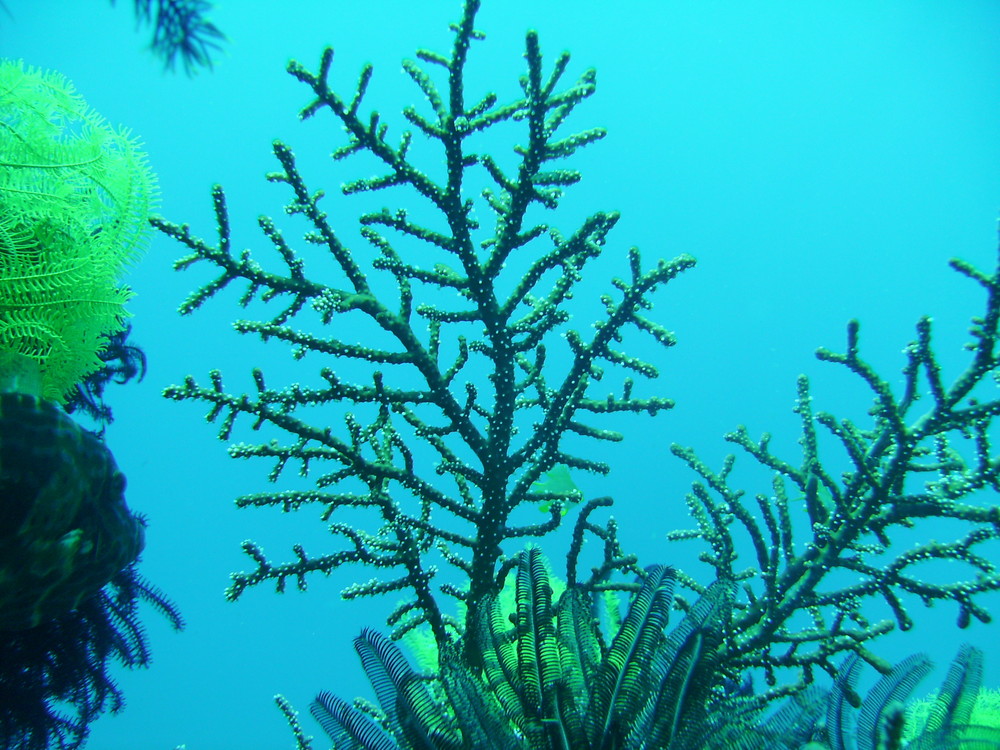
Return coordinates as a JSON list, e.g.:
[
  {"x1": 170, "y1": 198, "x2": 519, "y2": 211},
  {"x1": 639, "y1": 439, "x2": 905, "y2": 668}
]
[{"x1": 668, "y1": 234, "x2": 1000, "y2": 688}]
